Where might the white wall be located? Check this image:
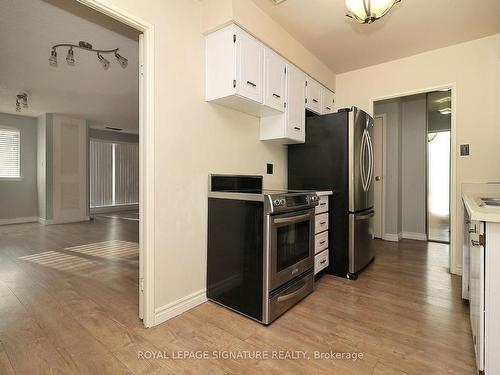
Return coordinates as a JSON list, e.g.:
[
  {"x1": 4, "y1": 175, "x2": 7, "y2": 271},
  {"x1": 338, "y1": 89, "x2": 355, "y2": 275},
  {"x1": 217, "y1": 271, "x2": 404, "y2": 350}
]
[
  {"x1": 37, "y1": 114, "x2": 47, "y2": 220},
  {"x1": 87, "y1": 0, "x2": 336, "y2": 320},
  {"x1": 337, "y1": 33, "x2": 500, "y2": 274}
]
